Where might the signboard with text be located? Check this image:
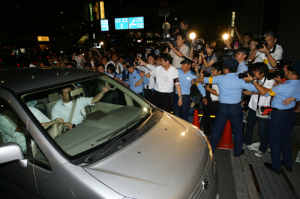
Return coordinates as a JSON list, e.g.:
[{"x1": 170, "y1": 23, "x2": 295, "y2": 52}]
[
  {"x1": 100, "y1": 19, "x2": 109, "y2": 31},
  {"x1": 115, "y1": 18, "x2": 129, "y2": 30},
  {"x1": 129, "y1": 17, "x2": 144, "y2": 29}
]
